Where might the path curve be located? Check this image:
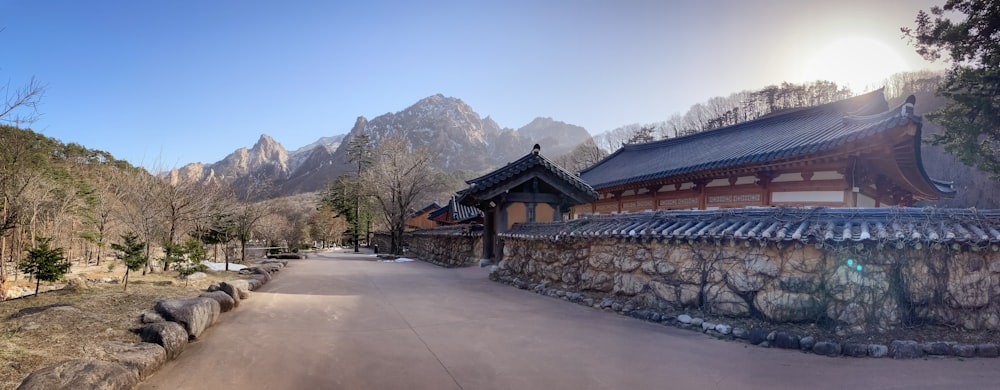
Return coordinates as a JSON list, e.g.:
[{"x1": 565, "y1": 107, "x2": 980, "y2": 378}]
[{"x1": 139, "y1": 250, "x2": 1000, "y2": 390}]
